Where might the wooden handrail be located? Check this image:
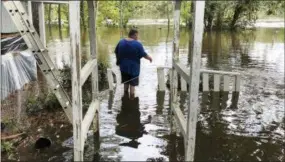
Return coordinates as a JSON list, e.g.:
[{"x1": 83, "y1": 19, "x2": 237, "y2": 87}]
[{"x1": 158, "y1": 63, "x2": 241, "y2": 76}]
